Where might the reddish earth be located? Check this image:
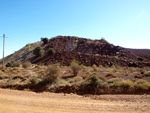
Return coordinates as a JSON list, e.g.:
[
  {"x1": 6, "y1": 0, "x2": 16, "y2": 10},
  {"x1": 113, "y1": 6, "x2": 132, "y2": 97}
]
[
  {"x1": 30, "y1": 36, "x2": 150, "y2": 67},
  {"x1": 128, "y1": 49, "x2": 150, "y2": 60},
  {"x1": 0, "y1": 88, "x2": 150, "y2": 113}
]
